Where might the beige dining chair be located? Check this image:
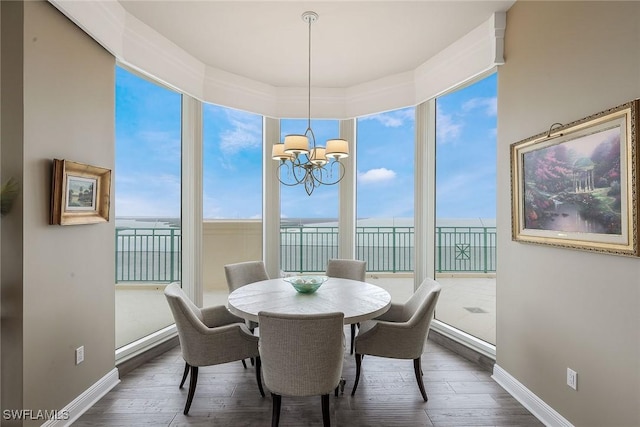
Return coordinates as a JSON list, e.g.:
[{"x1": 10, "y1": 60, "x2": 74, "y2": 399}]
[
  {"x1": 224, "y1": 260, "x2": 270, "y2": 293},
  {"x1": 164, "y1": 282, "x2": 264, "y2": 415},
  {"x1": 325, "y1": 258, "x2": 367, "y2": 354},
  {"x1": 350, "y1": 277, "x2": 441, "y2": 401},
  {"x1": 258, "y1": 311, "x2": 345, "y2": 427},
  {"x1": 224, "y1": 260, "x2": 269, "y2": 366}
]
